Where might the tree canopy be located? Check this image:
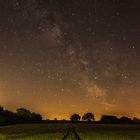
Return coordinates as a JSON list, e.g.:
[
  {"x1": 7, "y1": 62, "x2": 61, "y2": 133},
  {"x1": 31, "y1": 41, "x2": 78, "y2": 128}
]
[
  {"x1": 0, "y1": 106, "x2": 43, "y2": 126},
  {"x1": 70, "y1": 114, "x2": 81, "y2": 121},
  {"x1": 82, "y1": 112, "x2": 95, "y2": 121}
]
